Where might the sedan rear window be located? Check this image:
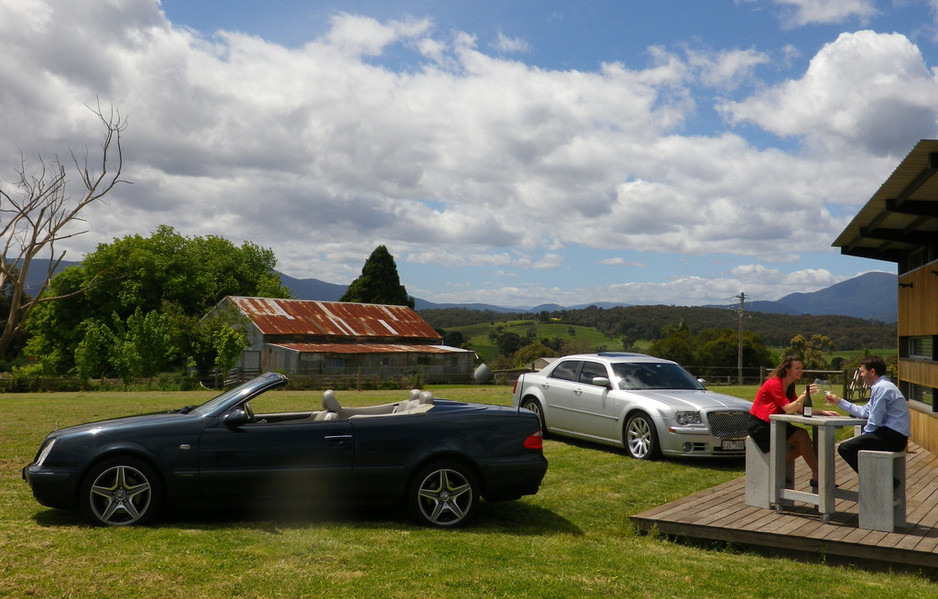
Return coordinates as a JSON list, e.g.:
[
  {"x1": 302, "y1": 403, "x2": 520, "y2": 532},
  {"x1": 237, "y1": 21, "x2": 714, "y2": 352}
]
[
  {"x1": 612, "y1": 362, "x2": 703, "y2": 390},
  {"x1": 549, "y1": 360, "x2": 581, "y2": 382}
]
